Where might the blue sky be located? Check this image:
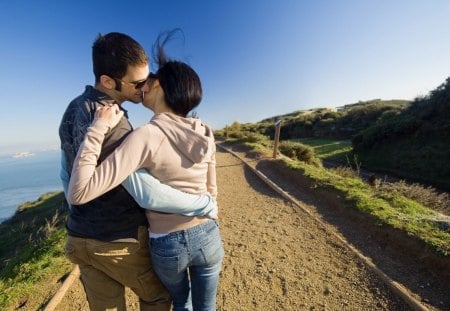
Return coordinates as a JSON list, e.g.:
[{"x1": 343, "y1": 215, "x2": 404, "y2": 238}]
[{"x1": 1, "y1": 1, "x2": 450, "y2": 154}]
